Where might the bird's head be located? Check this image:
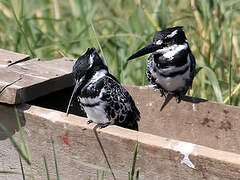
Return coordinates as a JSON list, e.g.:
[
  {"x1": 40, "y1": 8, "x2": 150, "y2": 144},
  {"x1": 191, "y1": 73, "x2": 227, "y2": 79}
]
[
  {"x1": 66, "y1": 48, "x2": 108, "y2": 115},
  {"x1": 73, "y1": 48, "x2": 108, "y2": 82},
  {"x1": 127, "y1": 26, "x2": 187, "y2": 61}
]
